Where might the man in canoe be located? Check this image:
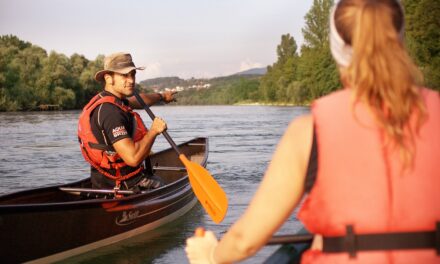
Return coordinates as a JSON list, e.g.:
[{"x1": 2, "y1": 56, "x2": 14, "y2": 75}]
[
  {"x1": 185, "y1": 0, "x2": 440, "y2": 263},
  {"x1": 78, "y1": 52, "x2": 176, "y2": 191}
]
